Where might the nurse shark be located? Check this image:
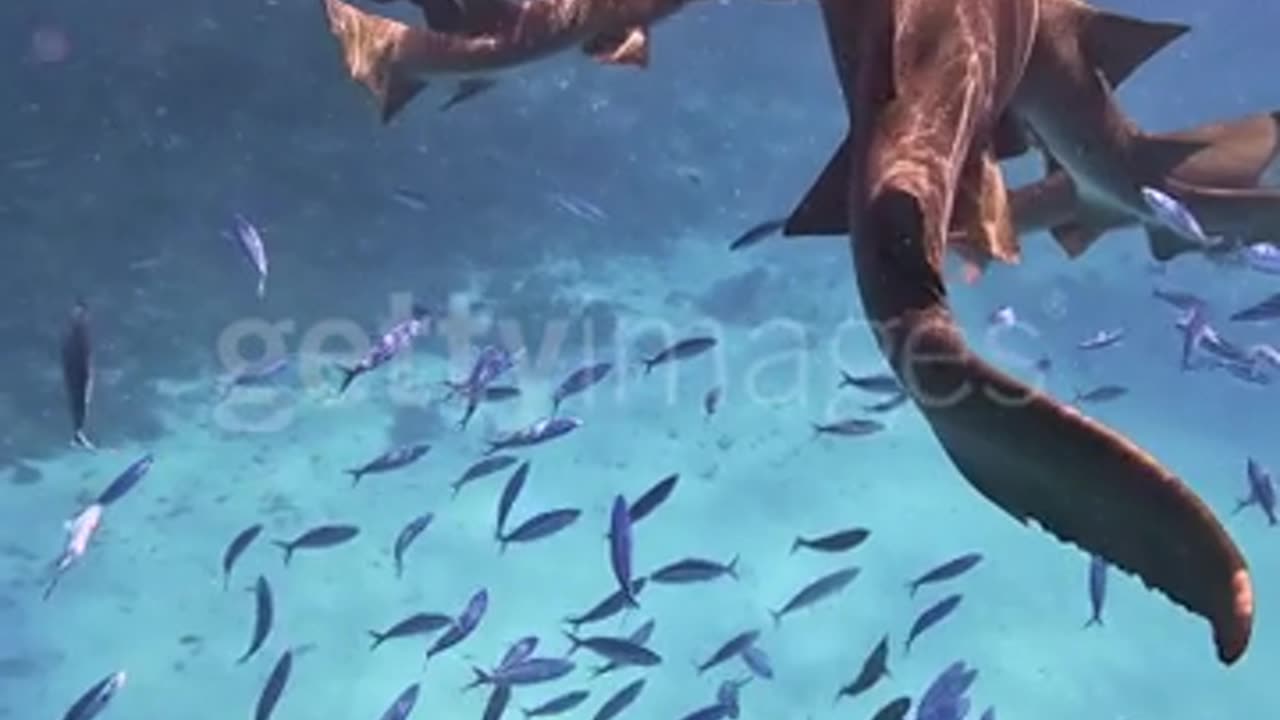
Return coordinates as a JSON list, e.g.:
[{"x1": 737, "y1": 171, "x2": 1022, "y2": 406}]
[
  {"x1": 322, "y1": 0, "x2": 694, "y2": 123},
  {"x1": 784, "y1": 0, "x2": 1253, "y2": 664}
]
